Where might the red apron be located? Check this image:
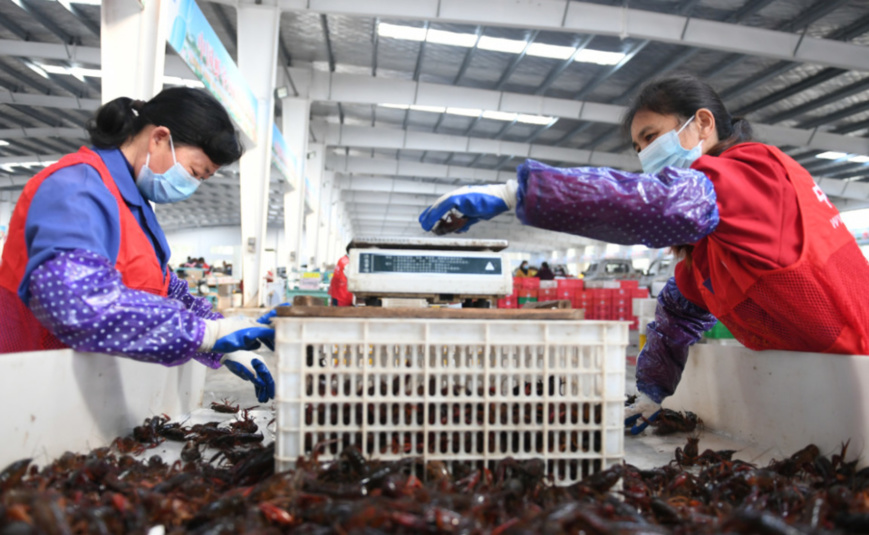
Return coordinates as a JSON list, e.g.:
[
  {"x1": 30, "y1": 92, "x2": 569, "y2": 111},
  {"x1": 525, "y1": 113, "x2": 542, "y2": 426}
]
[
  {"x1": 688, "y1": 146, "x2": 869, "y2": 354},
  {"x1": 0, "y1": 147, "x2": 170, "y2": 353},
  {"x1": 328, "y1": 255, "x2": 354, "y2": 306}
]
